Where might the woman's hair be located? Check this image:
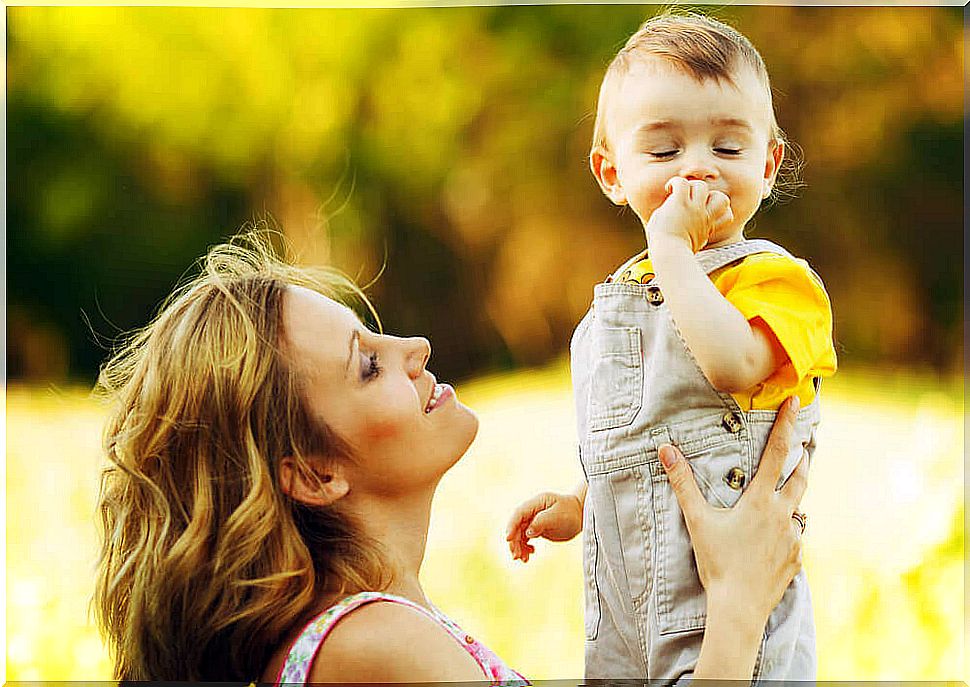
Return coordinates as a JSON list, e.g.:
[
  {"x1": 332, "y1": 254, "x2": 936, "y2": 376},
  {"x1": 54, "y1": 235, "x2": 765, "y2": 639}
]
[
  {"x1": 93, "y1": 230, "x2": 389, "y2": 680},
  {"x1": 590, "y1": 10, "x2": 803, "y2": 201}
]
